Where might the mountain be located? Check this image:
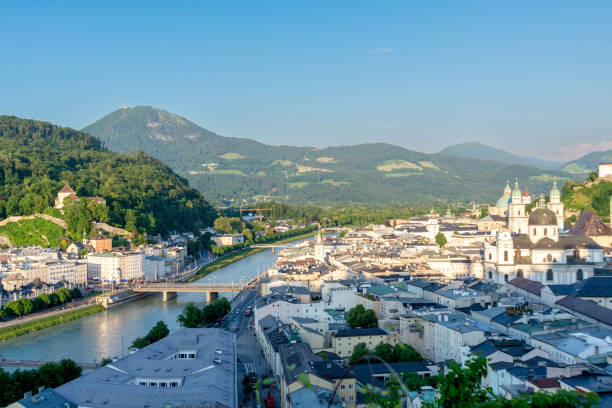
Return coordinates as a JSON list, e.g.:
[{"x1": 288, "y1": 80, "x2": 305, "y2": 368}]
[
  {"x1": 521, "y1": 156, "x2": 564, "y2": 170},
  {"x1": 562, "y1": 177, "x2": 612, "y2": 223},
  {"x1": 560, "y1": 150, "x2": 612, "y2": 175},
  {"x1": 0, "y1": 116, "x2": 216, "y2": 235},
  {"x1": 439, "y1": 142, "x2": 533, "y2": 166},
  {"x1": 83, "y1": 107, "x2": 572, "y2": 206}
]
